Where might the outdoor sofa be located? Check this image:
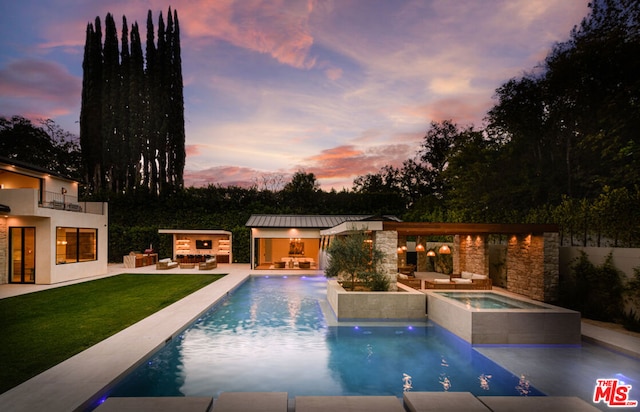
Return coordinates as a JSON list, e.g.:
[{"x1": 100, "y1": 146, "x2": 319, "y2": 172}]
[
  {"x1": 156, "y1": 258, "x2": 178, "y2": 270},
  {"x1": 397, "y1": 271, "x2": 492, "y2": 290}
]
